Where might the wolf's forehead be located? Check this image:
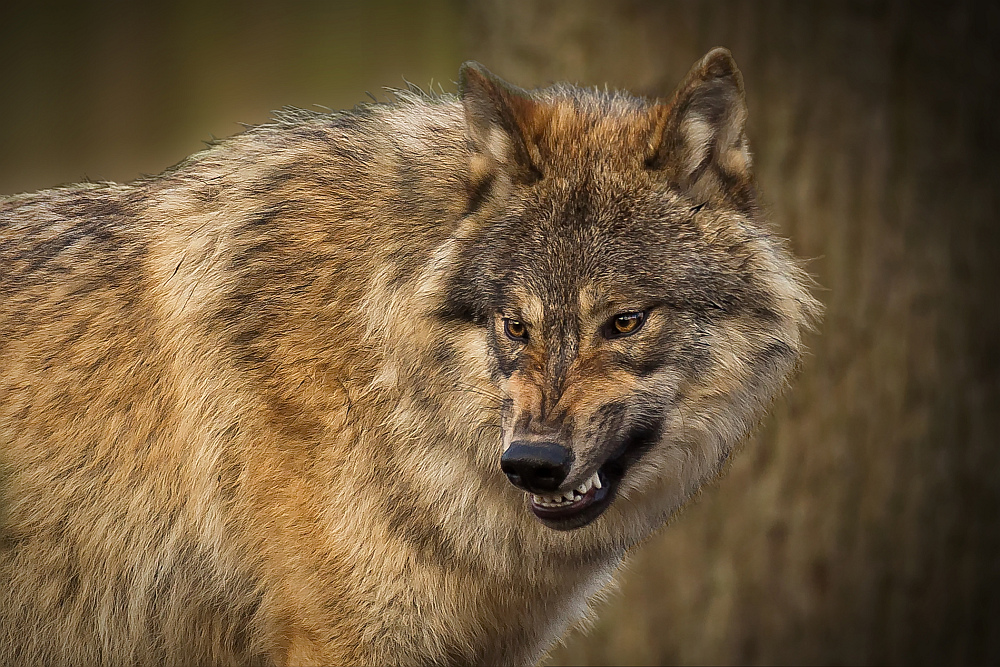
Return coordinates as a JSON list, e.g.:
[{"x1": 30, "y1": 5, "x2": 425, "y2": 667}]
[
  {"x1": 506, "y1": 281, "x2": 638, "y2": 325},
  {"x1": 535, "y1": 101, "x2": 658, "y2": 172}
]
